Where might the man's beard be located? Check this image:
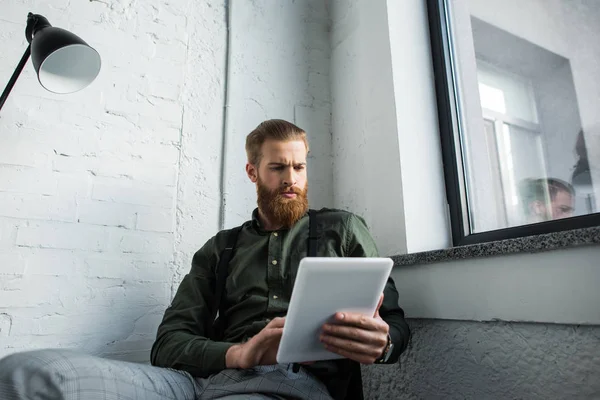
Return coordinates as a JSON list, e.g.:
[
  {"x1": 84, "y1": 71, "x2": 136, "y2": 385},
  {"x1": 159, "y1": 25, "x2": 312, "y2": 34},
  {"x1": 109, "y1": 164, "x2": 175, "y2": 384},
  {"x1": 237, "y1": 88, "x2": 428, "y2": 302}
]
[{"x1": 256, "y1": 177, "x2": 309, "y2": 229}]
